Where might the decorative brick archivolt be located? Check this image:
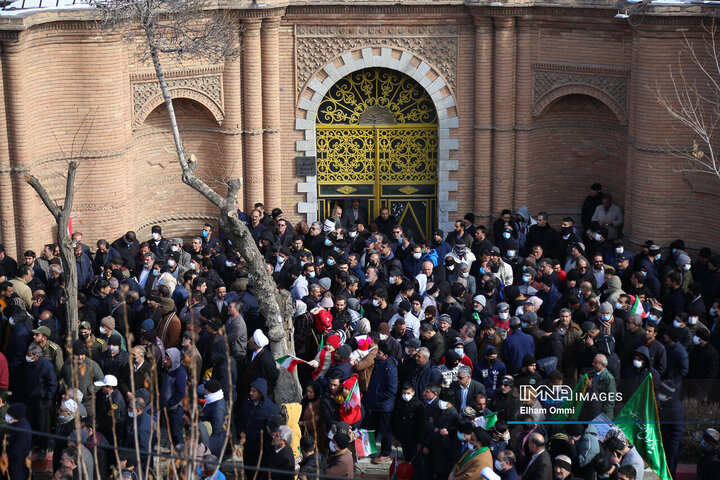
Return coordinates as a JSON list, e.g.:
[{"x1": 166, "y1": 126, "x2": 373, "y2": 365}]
[
  {"x1": 131, "y1": 70, "x2": 224, "y2": 128},
  {"x1": 295, "y1": 46, "x2": 459, "y2": 231},
  {"x1": 531, "y1": 64, "x2": 628, "y2": 125}
]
